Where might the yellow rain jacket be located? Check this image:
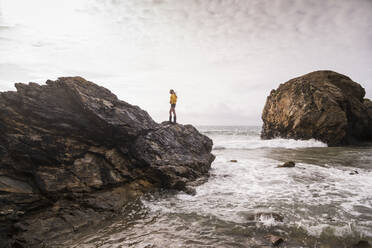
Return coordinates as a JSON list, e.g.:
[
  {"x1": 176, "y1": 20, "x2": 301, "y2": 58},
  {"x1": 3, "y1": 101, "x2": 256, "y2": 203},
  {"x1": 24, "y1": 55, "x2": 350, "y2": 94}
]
[{"x1": 170, "y1": 93, "x2": 177, "y2": 104}]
